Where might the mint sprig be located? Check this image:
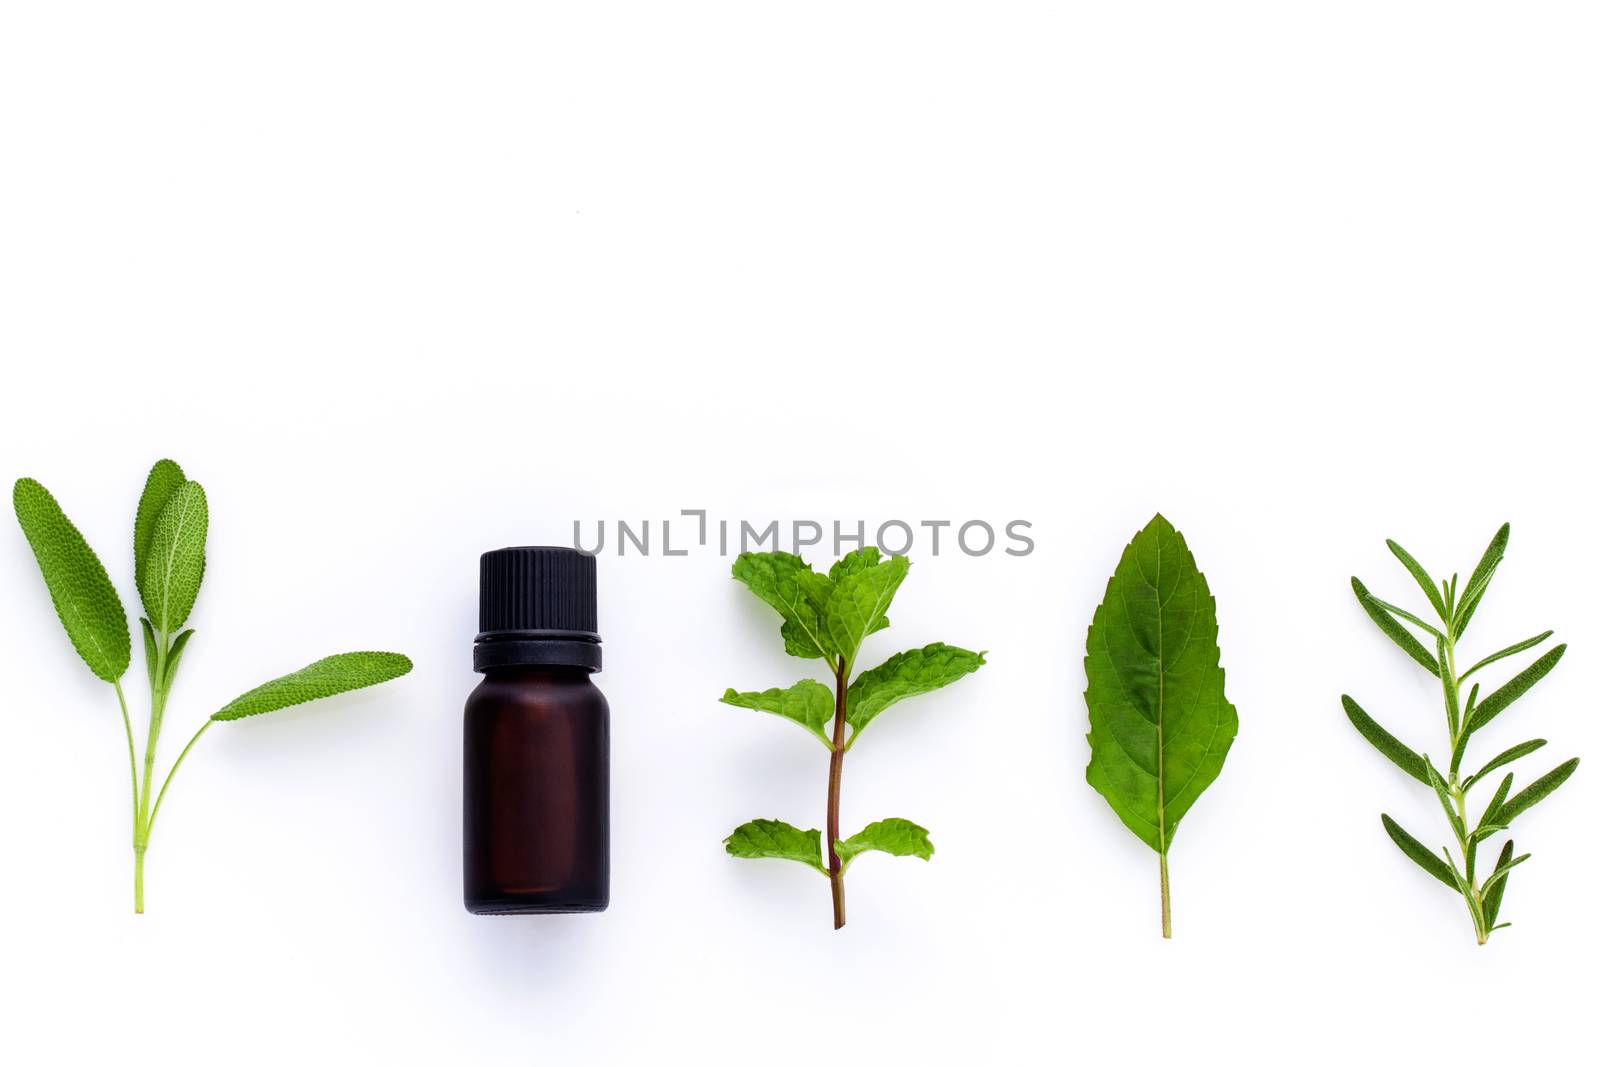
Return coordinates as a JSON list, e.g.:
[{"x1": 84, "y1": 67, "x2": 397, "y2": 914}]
[
  {"x1": 13, "y1": 459, "x2": 413, "y2": 913},
  {"x1": 1342, "y1": 523, "x2": 1579, "y2": 944},
  {"x1": 720, "y1": 547, "x2": 983, "y2": 929}
]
